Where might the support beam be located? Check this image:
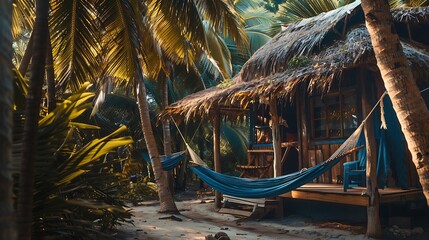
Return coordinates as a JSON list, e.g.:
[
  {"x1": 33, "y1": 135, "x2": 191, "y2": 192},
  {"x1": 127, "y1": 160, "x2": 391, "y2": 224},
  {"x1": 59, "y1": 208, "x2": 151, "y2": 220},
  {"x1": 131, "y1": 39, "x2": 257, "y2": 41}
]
[
  {"x1": 270, "y1": 96, "x2": 284, "y2": 218},
  {"x1": 213, "y1": 106, "x2": 222, "y2": 208},
  {"x1": 361, "y1": 74, "x2": 381, "y2": 237},
  {"x1": 269, "y1": 97, "x2": 282, "y2": 177}
]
